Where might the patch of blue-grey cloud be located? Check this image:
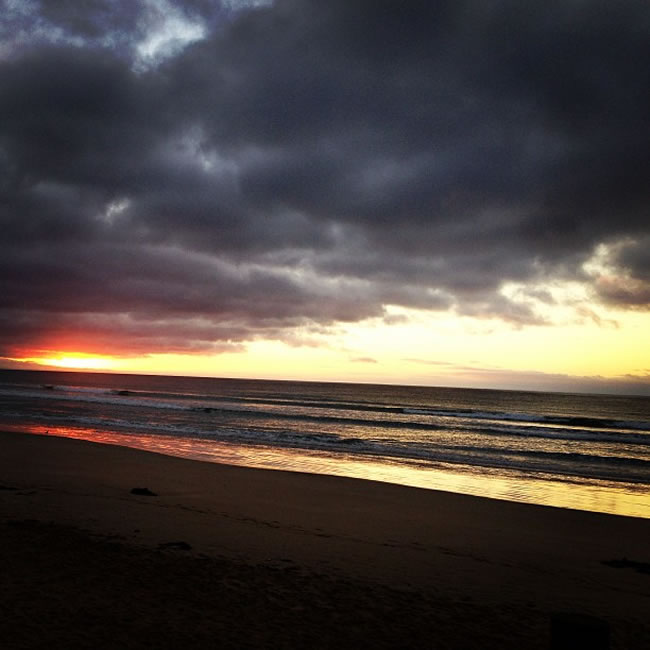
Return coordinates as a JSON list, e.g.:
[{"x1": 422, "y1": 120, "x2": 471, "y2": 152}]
[{"x1": 0, "y1": 0, "x2": 266, "y2": 70}]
